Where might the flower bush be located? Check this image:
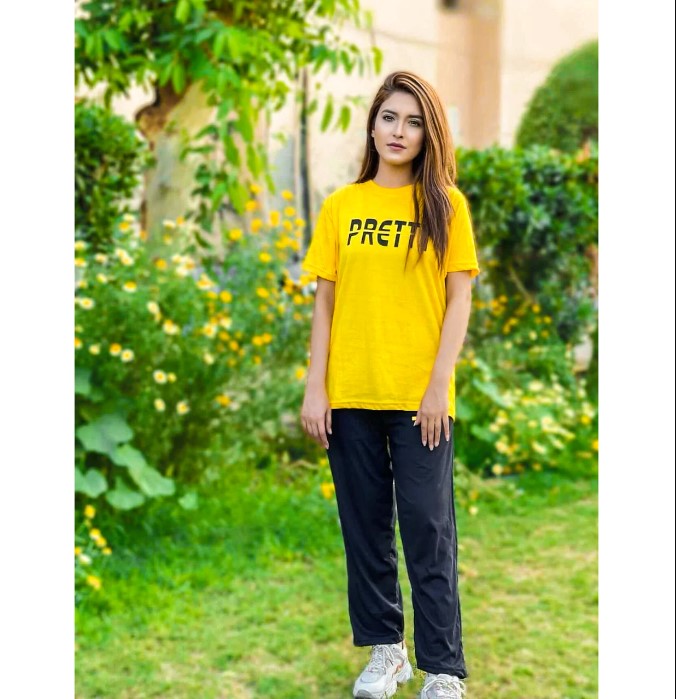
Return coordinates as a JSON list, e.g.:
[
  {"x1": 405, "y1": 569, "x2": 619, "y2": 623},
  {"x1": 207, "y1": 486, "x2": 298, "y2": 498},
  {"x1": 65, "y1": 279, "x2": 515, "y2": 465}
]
[
  {"x1": 455, "y1": 295, "x2": 597, "y2": 477},
  {"x1": 75, "y1": 188, "x2": 318, "y2": 511},
  {"x1": 74, "y1": 504, "x2": 111, "y2": 606}
]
